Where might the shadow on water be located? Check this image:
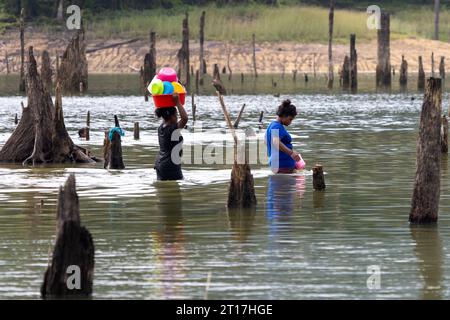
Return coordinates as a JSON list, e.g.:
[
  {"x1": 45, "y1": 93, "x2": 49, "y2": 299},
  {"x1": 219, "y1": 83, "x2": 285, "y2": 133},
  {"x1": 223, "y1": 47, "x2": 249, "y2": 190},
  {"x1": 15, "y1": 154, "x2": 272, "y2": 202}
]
[{"x1": 410, "y1": 225, "x2": 443, "y2": 300}]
